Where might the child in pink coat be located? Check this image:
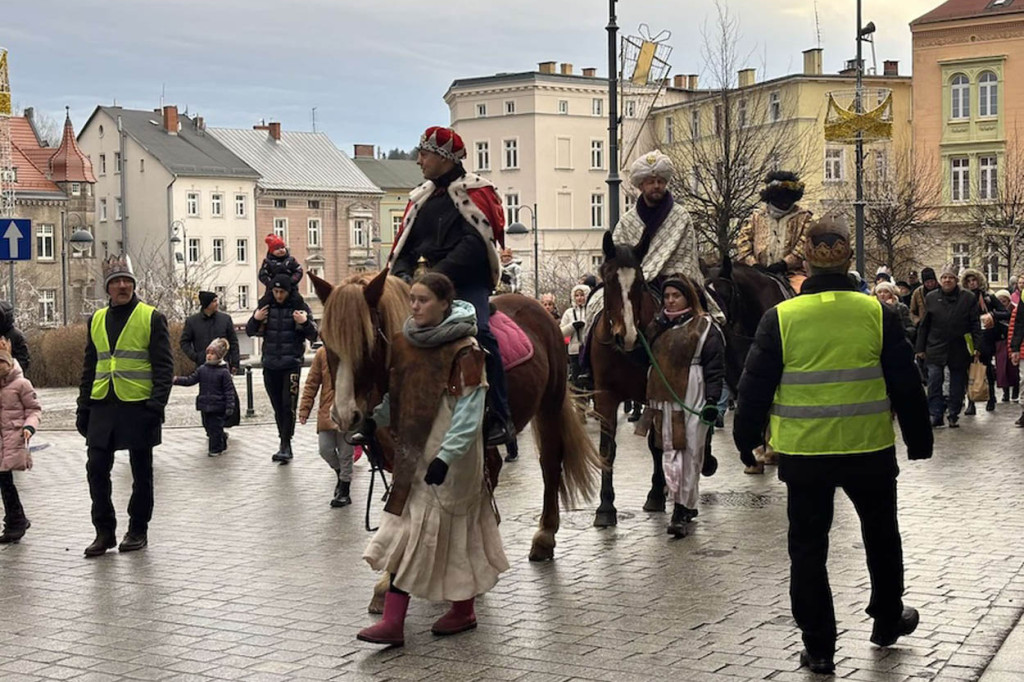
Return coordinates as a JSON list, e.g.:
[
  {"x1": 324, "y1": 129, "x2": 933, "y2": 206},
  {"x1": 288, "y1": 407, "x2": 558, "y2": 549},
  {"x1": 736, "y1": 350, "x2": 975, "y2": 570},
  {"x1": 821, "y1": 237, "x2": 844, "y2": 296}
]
[{"x1": 0, "y1": 339, "x2": 41, "y2": 543}]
